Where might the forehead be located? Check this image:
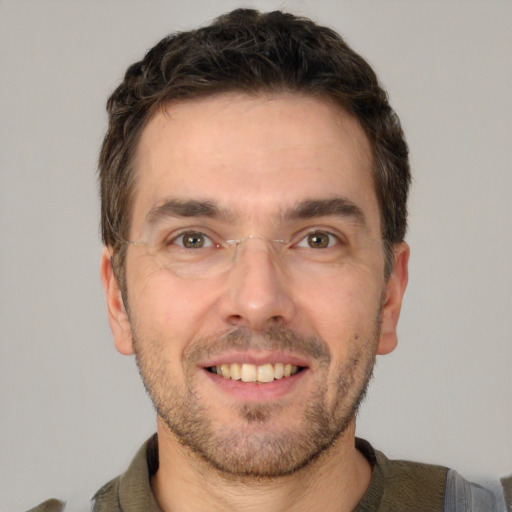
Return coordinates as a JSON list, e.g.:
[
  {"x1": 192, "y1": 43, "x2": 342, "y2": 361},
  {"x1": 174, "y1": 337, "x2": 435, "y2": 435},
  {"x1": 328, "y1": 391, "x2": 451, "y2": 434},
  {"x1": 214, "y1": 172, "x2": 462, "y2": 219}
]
[{"x1": 131, "y1": 92, "x2": 378, "y2": 234}]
